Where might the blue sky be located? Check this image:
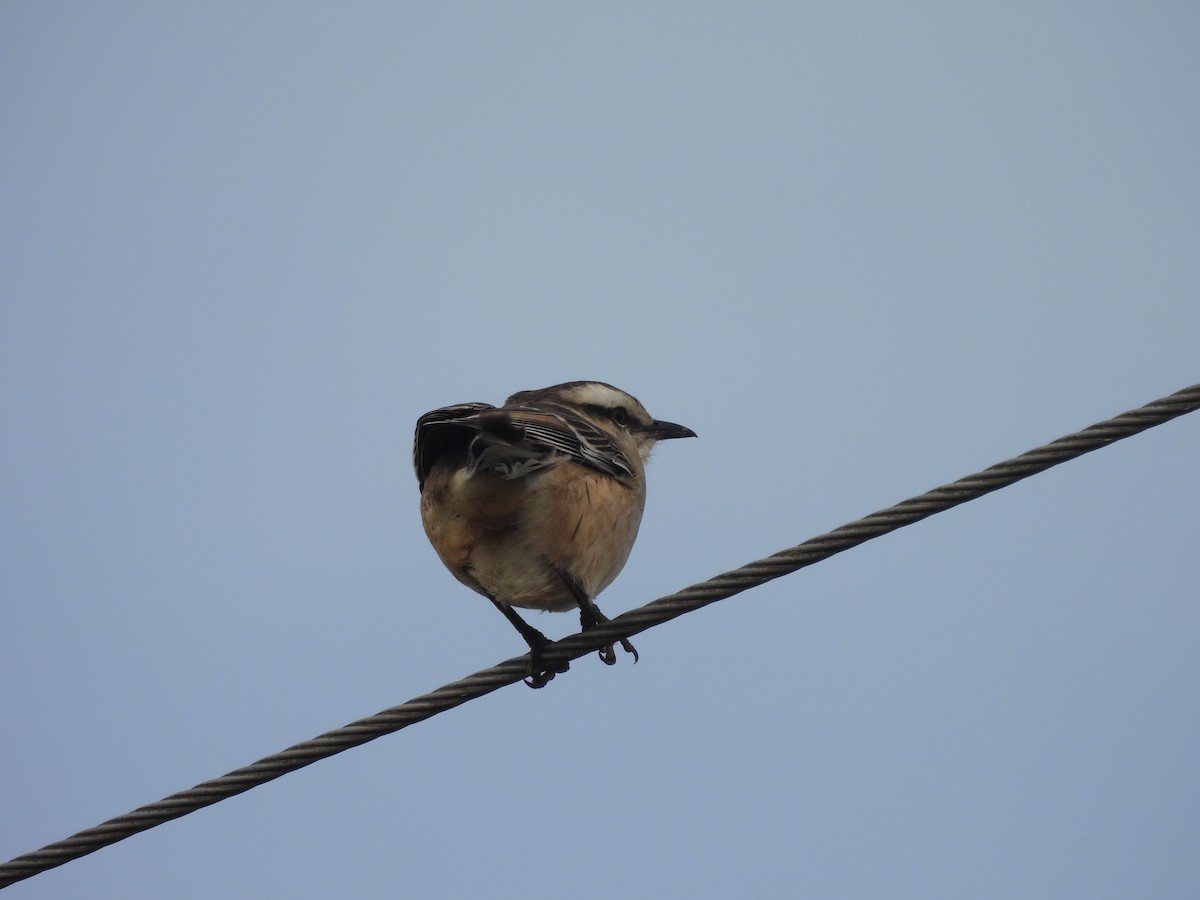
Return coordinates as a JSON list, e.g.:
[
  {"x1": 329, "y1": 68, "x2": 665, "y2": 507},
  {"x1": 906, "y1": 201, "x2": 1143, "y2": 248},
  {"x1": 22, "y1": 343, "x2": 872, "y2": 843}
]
[{"x1": 3, "y1": 4, "x2": 1198, "y2": 898}]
